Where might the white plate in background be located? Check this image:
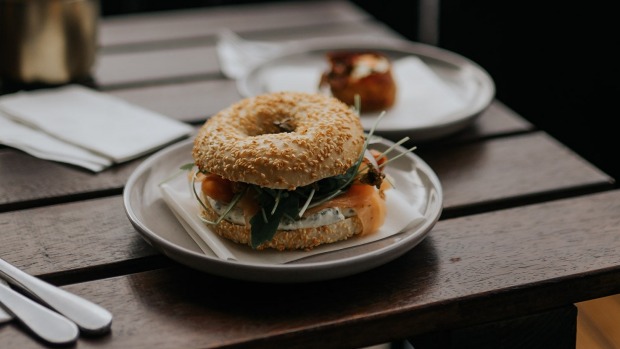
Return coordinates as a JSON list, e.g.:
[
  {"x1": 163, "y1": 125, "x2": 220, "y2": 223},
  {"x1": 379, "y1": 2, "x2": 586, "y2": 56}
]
[{"x1": 237, "y1": 37, "x2": 495, "y2": 142}]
